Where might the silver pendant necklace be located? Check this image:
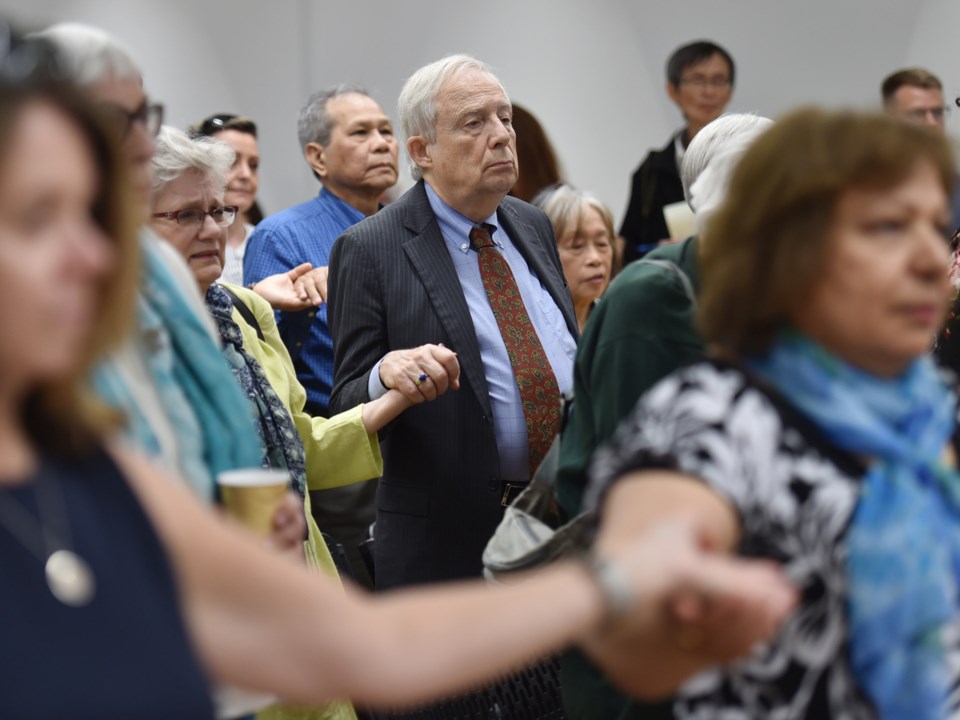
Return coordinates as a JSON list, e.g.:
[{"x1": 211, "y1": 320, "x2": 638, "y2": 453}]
[{"x1": 0, "y1": 465, "x2": 96, "y2": 607}]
